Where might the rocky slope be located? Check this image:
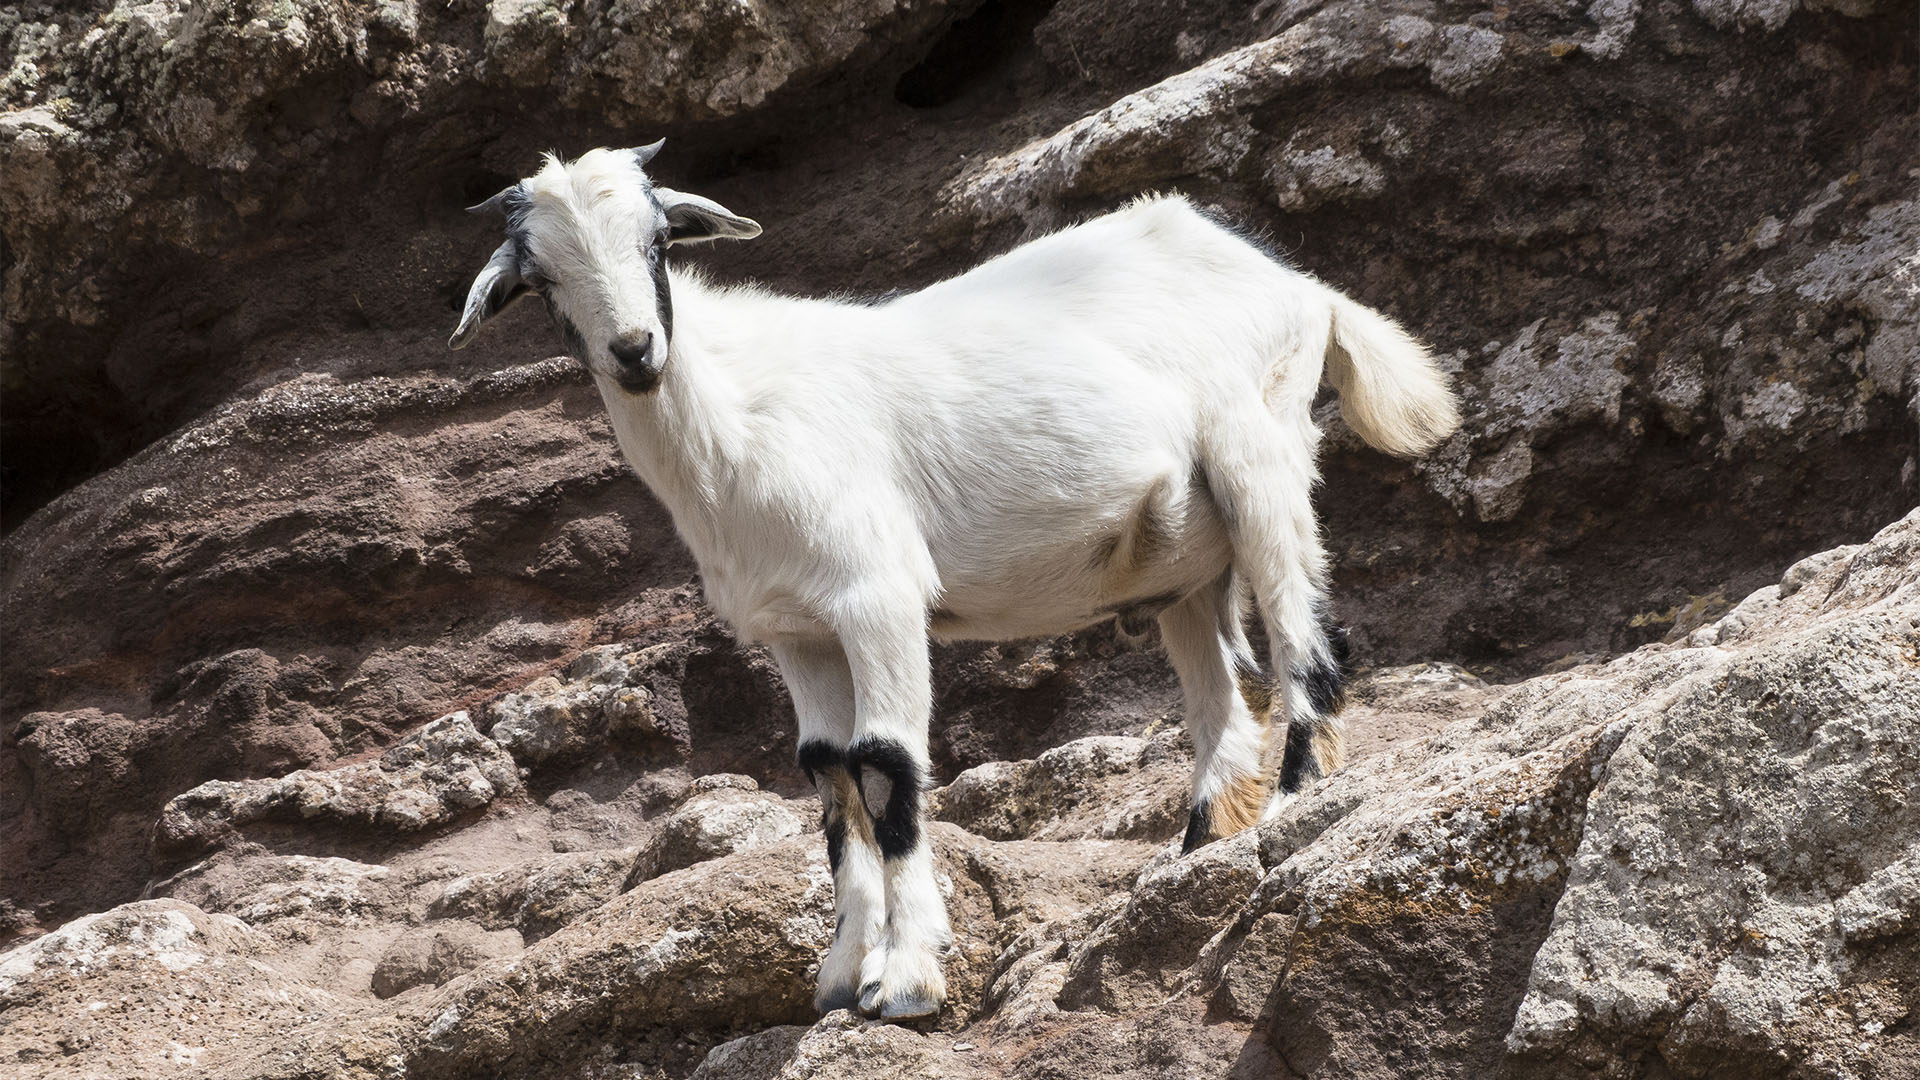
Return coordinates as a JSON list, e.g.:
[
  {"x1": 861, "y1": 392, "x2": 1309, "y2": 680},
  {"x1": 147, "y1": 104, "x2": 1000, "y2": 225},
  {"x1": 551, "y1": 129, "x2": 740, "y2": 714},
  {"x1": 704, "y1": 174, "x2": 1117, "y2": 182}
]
[
  {"x1": 2, "y1": 512, "x2": 1914, "y2": 1079},
  {"x1": 2, "y1": 0, "x2": 1918, "y2": 1077}
]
